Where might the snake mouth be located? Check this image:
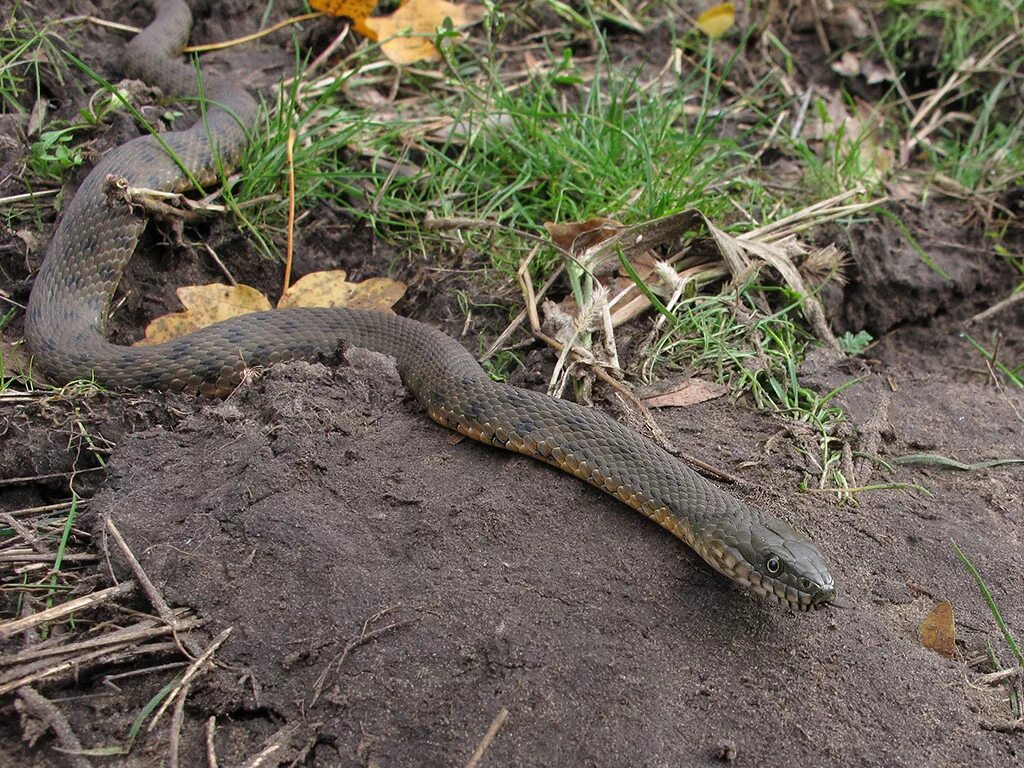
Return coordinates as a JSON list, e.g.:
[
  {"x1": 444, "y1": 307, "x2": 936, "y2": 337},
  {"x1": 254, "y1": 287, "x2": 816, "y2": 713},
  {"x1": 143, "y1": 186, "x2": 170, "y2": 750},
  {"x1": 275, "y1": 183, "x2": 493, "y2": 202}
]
[{"x1": 733, "y1": 568, "x2": 837, "y2": 612}]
